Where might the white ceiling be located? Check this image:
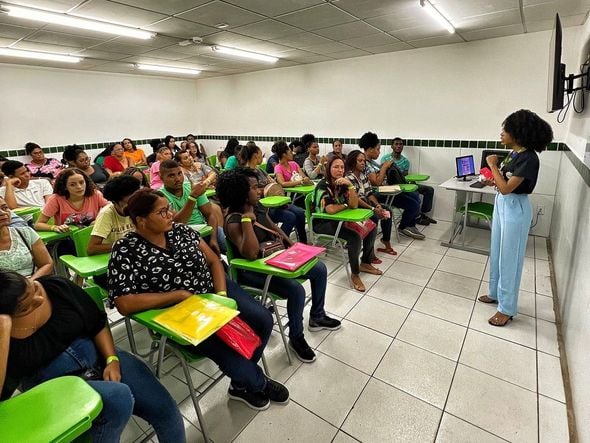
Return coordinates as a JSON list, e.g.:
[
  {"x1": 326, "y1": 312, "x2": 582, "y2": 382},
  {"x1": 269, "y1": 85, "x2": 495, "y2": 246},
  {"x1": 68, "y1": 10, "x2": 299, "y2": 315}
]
[{"x1": 0, "y1": 0, "x2": 588, "y2": 78}]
